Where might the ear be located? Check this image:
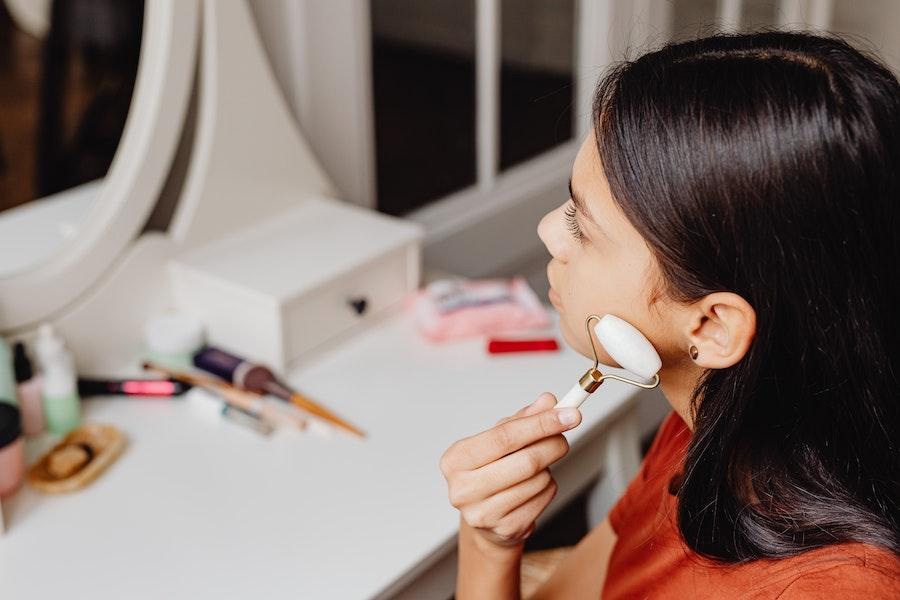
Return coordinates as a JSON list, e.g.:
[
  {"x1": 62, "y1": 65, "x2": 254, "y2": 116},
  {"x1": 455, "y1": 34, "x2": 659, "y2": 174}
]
[{"x1": 684, "y1": 292, "x2": 756, "y2": 369}]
